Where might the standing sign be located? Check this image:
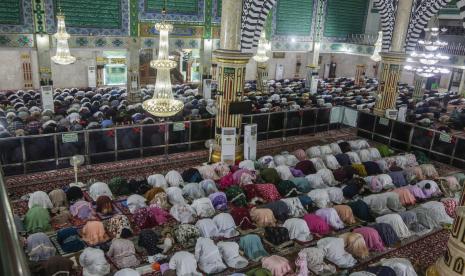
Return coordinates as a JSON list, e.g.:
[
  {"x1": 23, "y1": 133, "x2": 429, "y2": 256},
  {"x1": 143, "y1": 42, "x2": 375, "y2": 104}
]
[
  {"x1": 41, "y1": 86, "x2": 54, "y2": 112},
  {"x1": 397, "y1": 105, "x2": 407, "y2": 122},
  {"x1": 221, "y1": 127, "x2": 236, "y2": 165},
  {"x1": 203, "y1": 79, "x2": 212, "y2": 99},
  {"x1": 62, "y1": 133, "x2": 79, "y2": 143},
  {"x1": 88, "y1": 66, "x2": 97, "y2": 88},
  {"x1": 244, "y1": 124, "x2": 257, "y2": 160}
]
